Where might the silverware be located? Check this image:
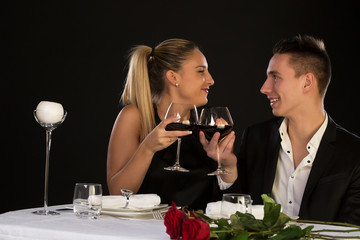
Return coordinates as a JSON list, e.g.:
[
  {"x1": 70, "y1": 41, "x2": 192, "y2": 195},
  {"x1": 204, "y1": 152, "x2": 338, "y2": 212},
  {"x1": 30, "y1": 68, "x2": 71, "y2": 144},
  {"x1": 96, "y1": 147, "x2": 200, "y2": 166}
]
[{"x1": 152, "y1": 210, "x2": 164, "y2": 220}]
